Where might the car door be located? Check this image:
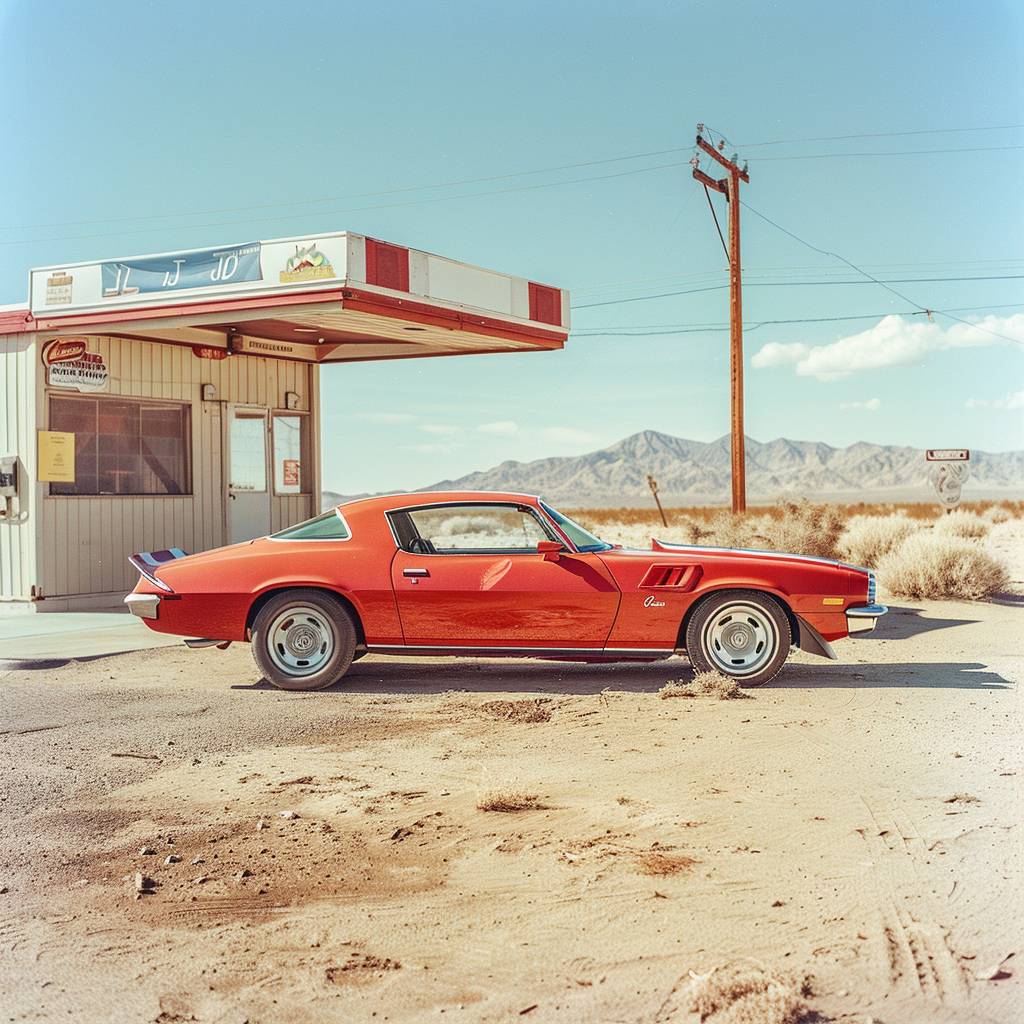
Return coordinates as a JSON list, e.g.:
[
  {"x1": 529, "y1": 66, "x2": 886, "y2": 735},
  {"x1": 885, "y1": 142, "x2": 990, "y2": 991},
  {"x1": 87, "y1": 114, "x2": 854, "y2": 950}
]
[{"x1": 388, "y1": 502, "x2": 619, "y2": 649}]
